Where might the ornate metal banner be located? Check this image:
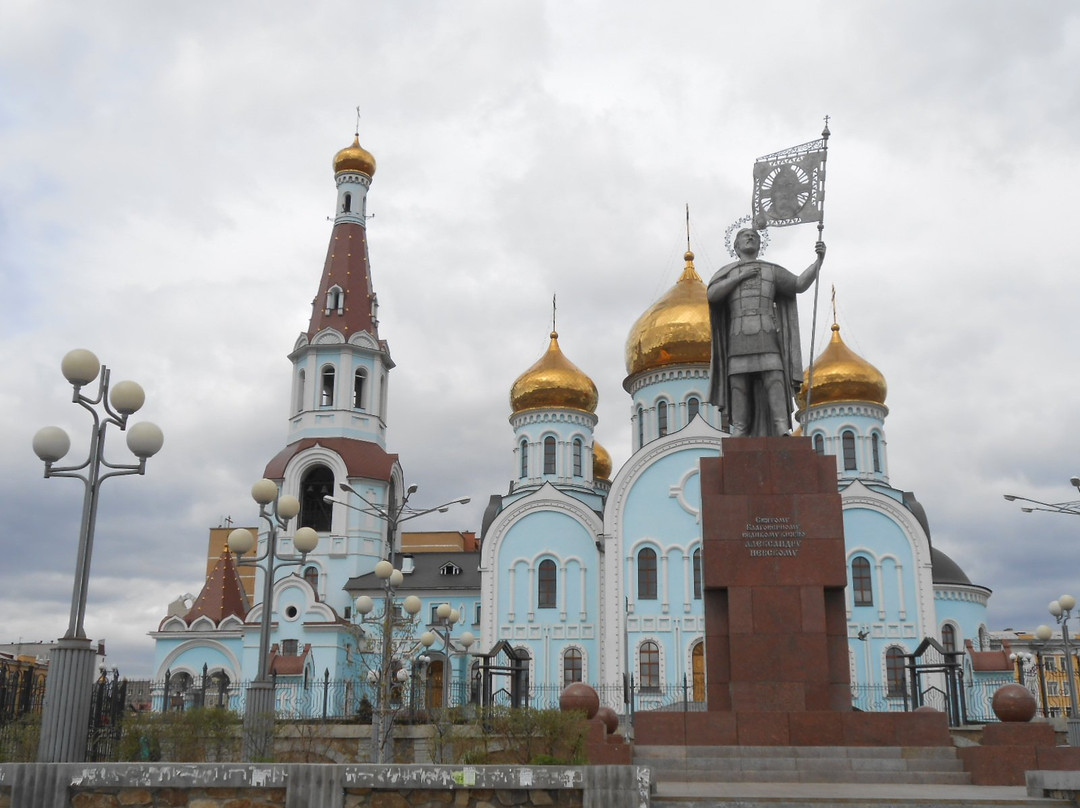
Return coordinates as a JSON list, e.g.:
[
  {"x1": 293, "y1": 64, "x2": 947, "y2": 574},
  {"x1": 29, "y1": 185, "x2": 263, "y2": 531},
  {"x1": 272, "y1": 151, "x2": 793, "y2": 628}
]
[{"x1": 751, "y1": 135, "x2": 828, "y2": 229}]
